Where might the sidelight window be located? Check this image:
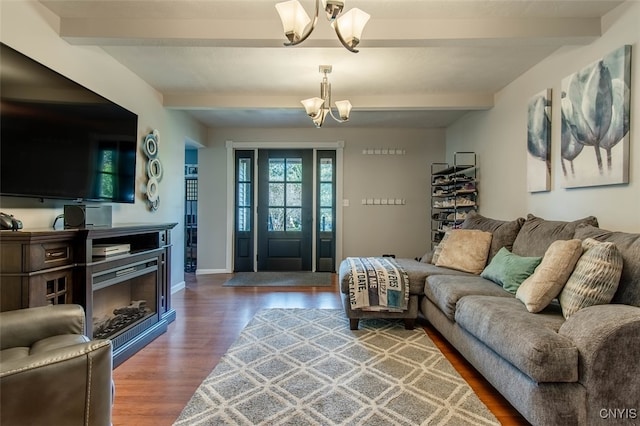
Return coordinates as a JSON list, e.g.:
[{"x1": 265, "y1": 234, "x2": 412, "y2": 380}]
[
  {"x1": 319, "y1": 158, "x2": 333, "y2": 232},
  {"x1": 237, "y1": 158, "x2": 252, "y2": 232}
]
